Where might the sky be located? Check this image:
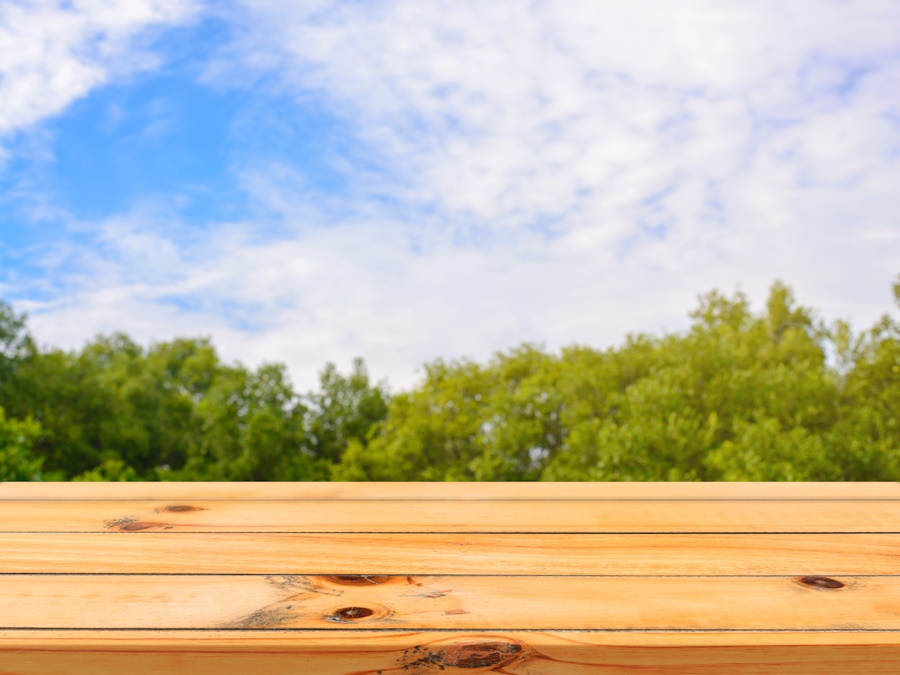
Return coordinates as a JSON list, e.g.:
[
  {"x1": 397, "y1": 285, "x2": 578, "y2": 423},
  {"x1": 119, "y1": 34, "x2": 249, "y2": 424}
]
[{"x1": 1, "y1": 0, "x2": 899, "y2": 391}]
